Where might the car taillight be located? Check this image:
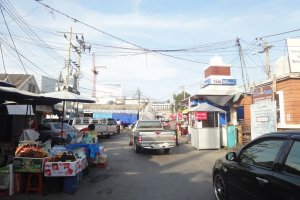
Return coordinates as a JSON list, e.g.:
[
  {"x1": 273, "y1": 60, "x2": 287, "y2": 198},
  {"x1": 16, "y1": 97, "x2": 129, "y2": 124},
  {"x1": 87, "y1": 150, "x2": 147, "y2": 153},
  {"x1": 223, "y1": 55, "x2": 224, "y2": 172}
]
[
  {"x1": 173, "y1": 135, "x2": 176, "y2": 142},
  {"x1": 138, "y1": 135, "x2": 142, "y2": 143}
]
